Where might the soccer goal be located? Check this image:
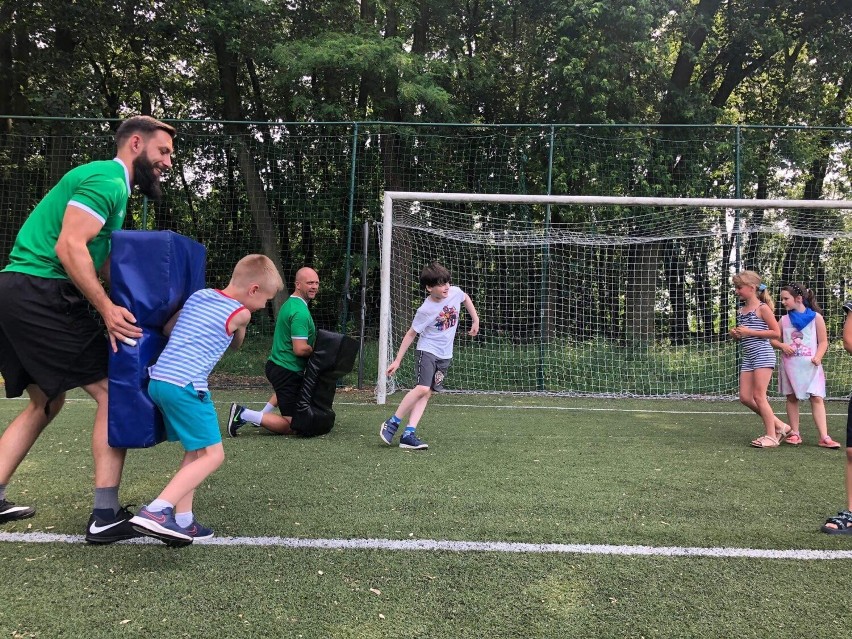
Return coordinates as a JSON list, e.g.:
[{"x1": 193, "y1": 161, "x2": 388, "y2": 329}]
[{"x1": 377, "y1": 192, "x2": 852, "y2": 404}]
